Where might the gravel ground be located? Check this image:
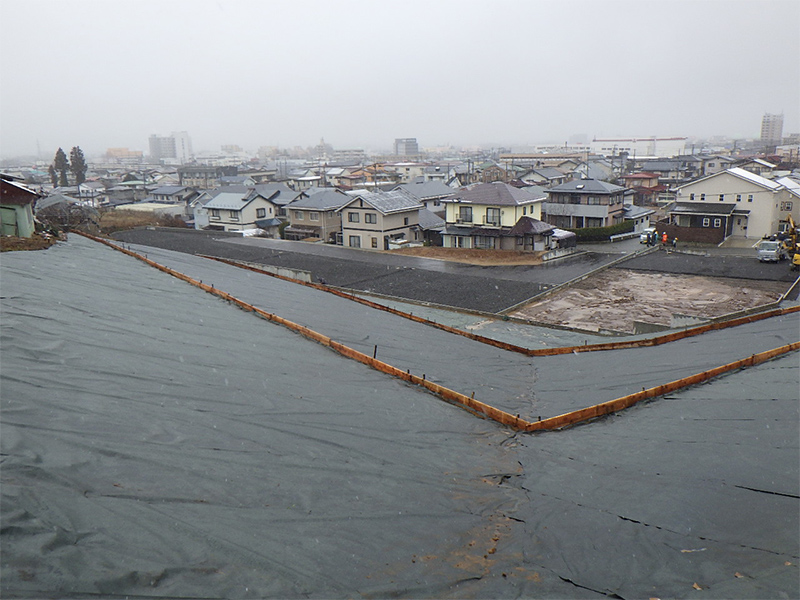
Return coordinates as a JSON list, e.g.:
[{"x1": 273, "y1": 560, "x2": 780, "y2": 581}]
[
  {"x1": 112, "y1": 228, "x2": 798, "y2": 314},
  {"x1": 112, "y1": 228, "x2": 615, "y2": 313}
]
